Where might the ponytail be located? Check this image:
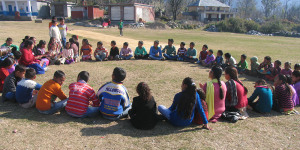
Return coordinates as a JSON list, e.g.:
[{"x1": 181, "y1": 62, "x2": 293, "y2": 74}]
[
  {"x1": 217, "y1": 78, "x2": 224, "y2": 99},
  {"x1": 211, "y1": 66, "x2": 224, "y2": 99}
]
